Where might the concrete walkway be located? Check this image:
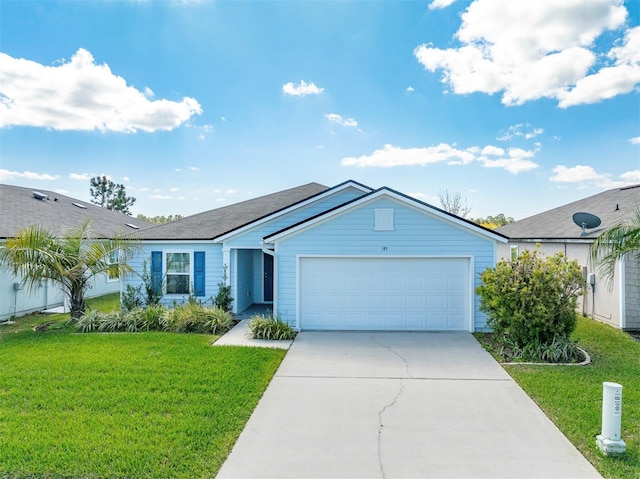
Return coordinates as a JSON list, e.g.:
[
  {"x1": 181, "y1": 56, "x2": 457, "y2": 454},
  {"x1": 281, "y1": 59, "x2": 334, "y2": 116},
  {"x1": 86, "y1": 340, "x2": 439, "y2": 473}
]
[
  {"x1": 213, "y1": 319, "x2": 294, "y2": 349},
  {"x1": 217, "y1": 331, "x2": 600, "y2": 479}
]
